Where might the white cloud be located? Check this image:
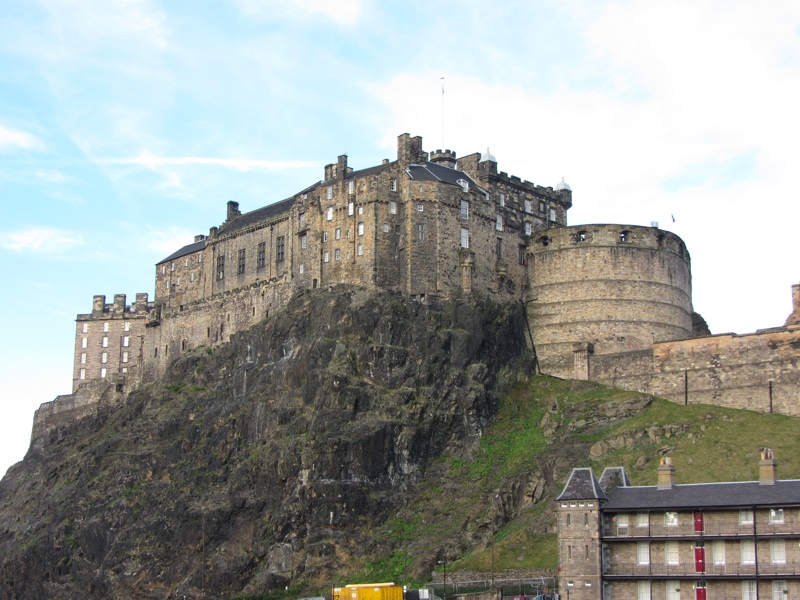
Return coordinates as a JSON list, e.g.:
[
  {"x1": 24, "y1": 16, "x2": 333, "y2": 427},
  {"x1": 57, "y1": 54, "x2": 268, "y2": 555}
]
[
  {"x1": 235, "y1": 0, "x2": 361, "y2": 26},
  {"x1": 99, "y1": 153, "x2": 317, "y2": 172},
  {"x1": 0, "y1": 125, "x2": 45, "y2": 152},
  {"x1": 0, "y1": 227, "x2": 84, "y2": 254}
]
